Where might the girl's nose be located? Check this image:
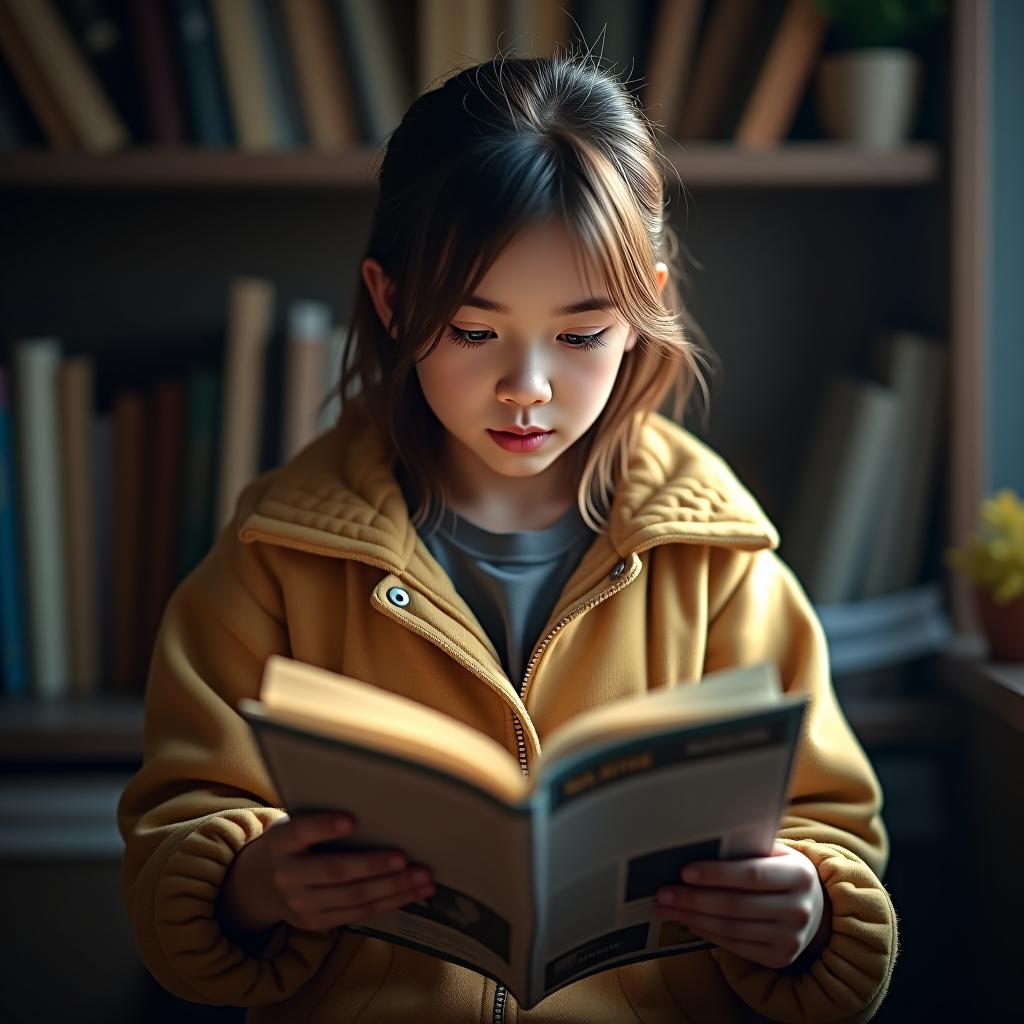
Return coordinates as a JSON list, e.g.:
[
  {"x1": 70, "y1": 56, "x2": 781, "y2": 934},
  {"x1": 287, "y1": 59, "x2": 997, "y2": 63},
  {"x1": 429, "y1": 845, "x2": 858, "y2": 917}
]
[{"x1": 496, "y1": 350, "x2": 552, "y2": 405}]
